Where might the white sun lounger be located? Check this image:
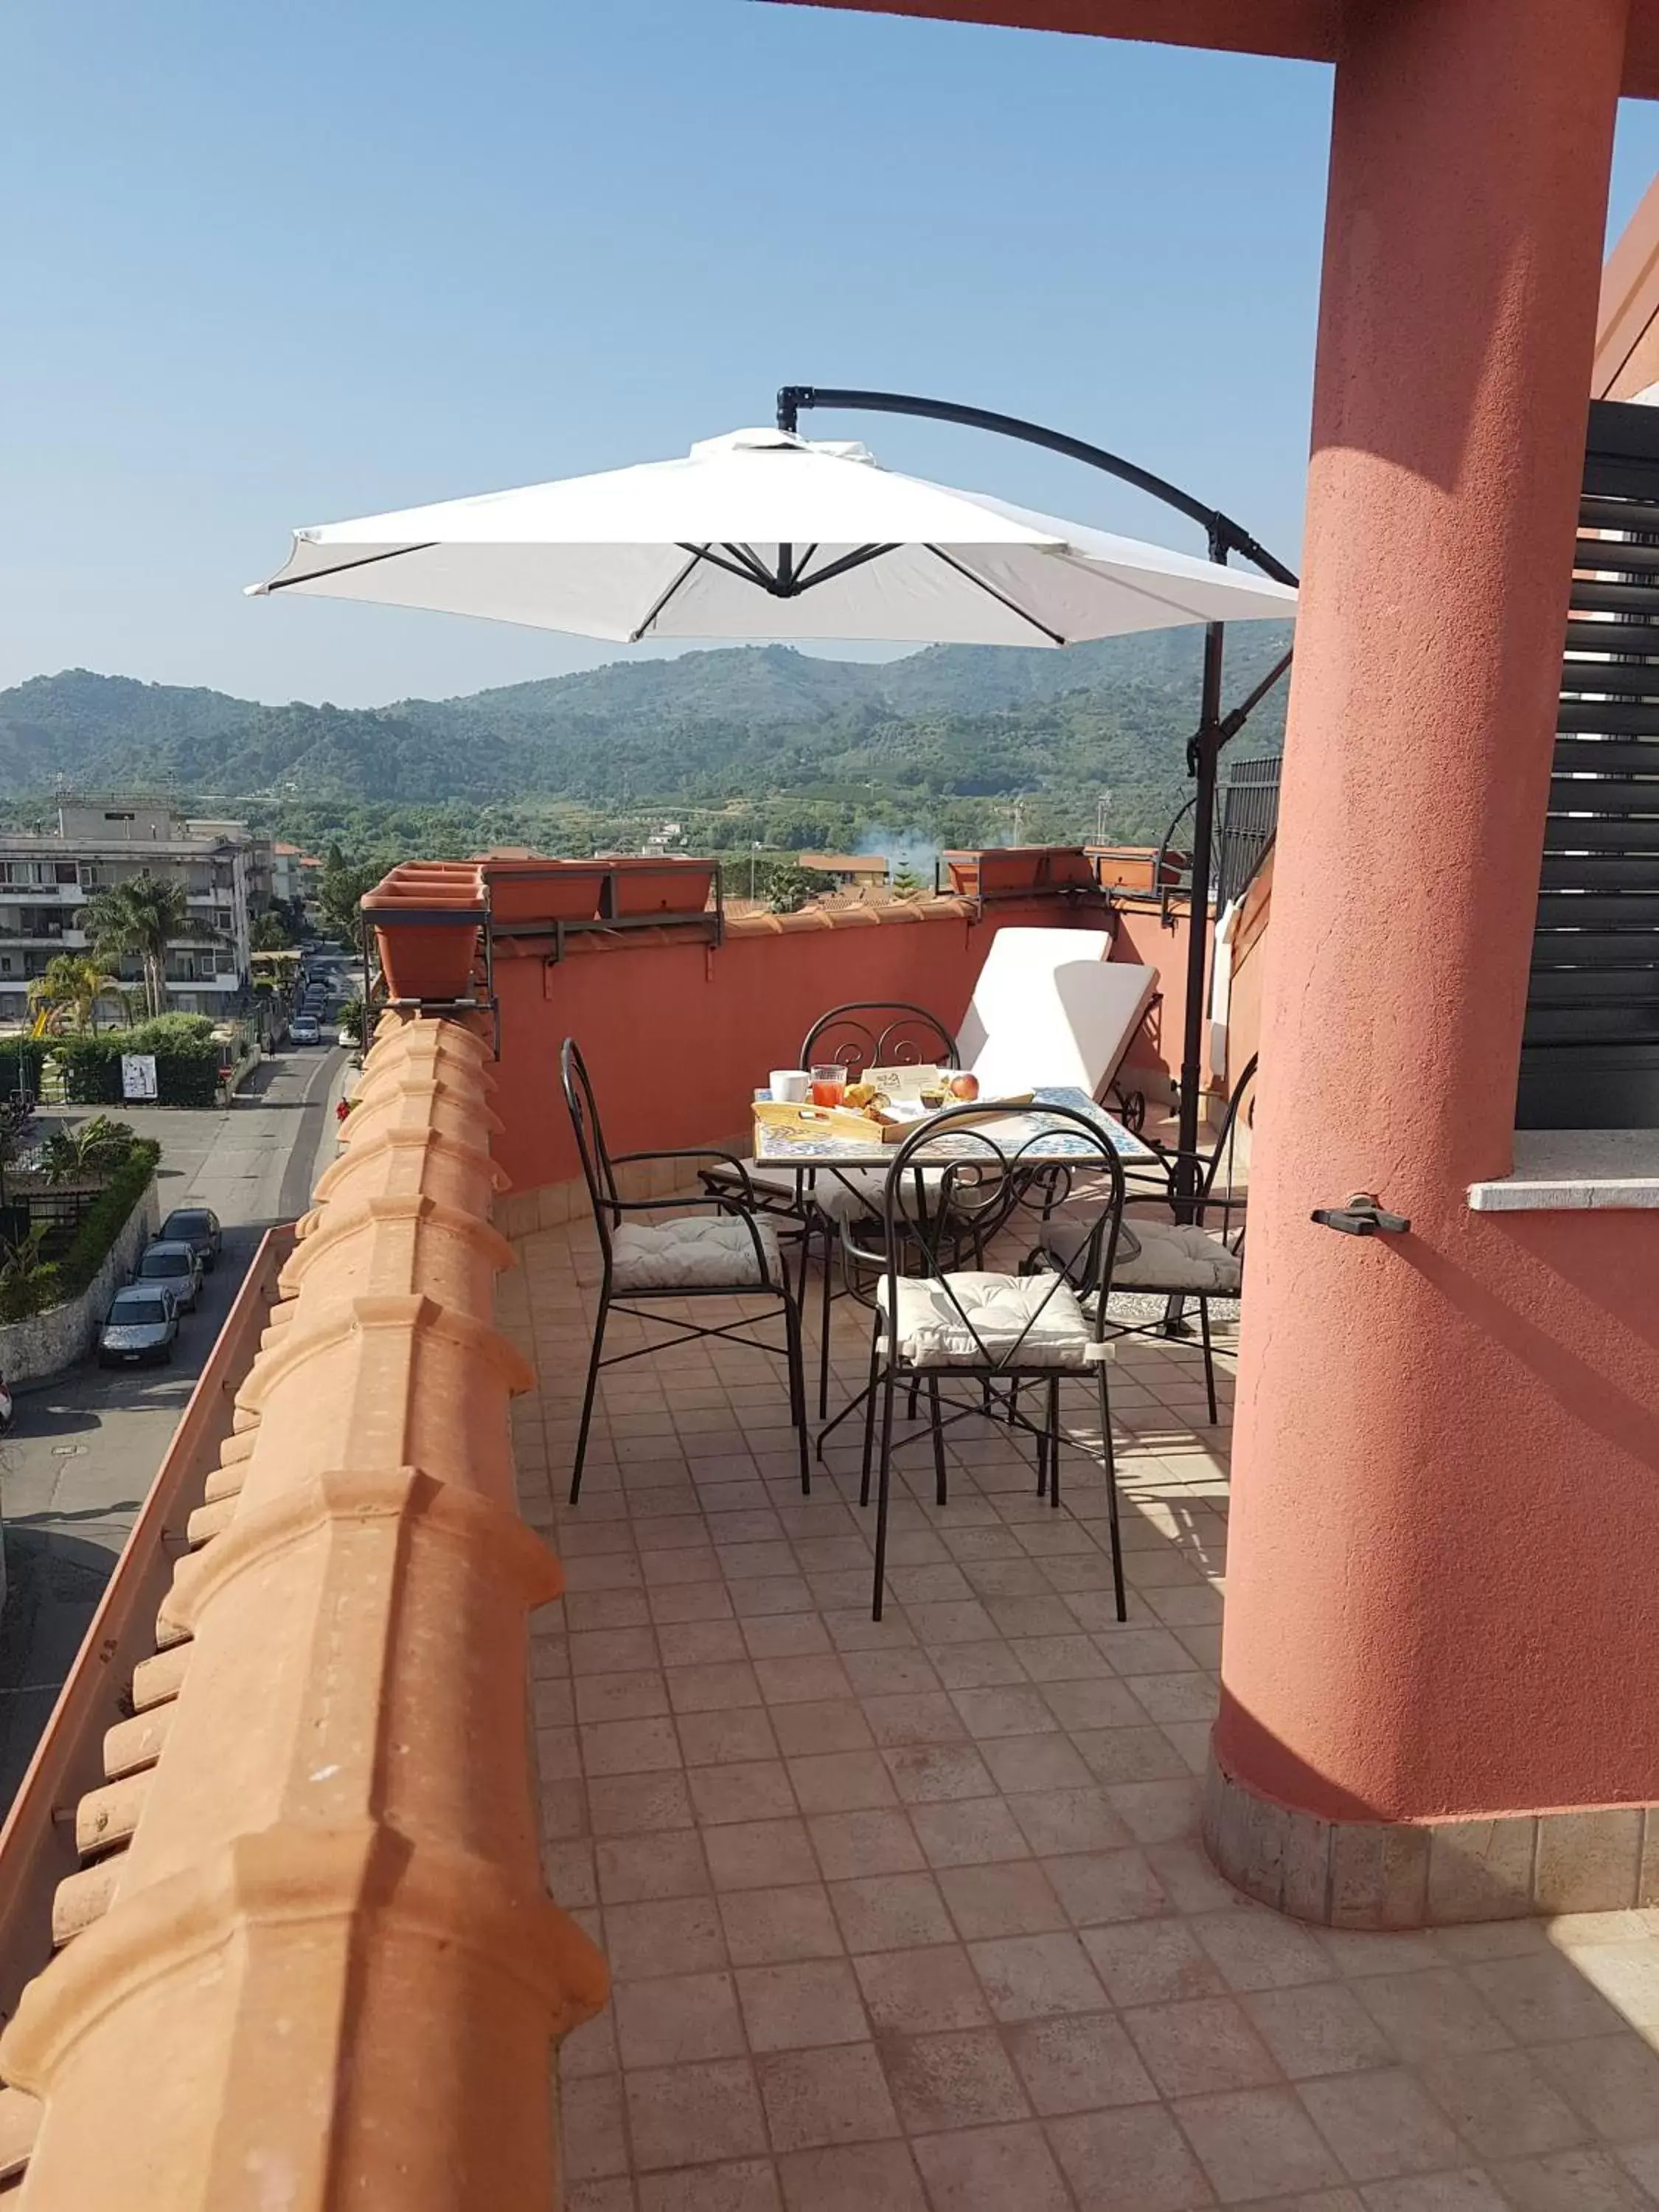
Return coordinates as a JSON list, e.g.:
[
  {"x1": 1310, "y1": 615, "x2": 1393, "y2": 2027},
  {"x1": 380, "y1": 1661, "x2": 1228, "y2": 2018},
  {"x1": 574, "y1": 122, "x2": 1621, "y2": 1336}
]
[{"x1": 957, "y1": 928, "x2": 1159, "y2": 1102}]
